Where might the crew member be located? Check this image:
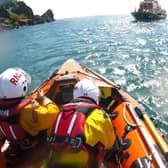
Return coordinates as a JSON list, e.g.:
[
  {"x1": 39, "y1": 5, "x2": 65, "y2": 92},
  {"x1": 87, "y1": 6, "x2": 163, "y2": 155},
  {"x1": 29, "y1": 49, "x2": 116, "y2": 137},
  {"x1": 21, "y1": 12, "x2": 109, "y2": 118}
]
[
  {"x1": 46, "y1": 79, "x2": 116, "y2": 168},
  {"x1": 0, "y1": 67, "x2": 59, "y2": 165}
]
